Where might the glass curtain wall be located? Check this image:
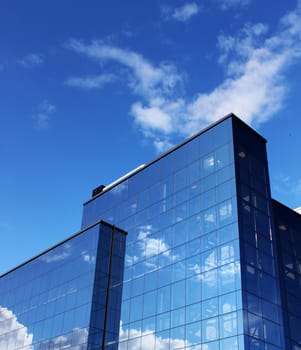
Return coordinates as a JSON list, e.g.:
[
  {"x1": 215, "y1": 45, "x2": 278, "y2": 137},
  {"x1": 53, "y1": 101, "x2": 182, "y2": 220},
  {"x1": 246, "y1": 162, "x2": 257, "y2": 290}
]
[
  {"x1": 232, "y1": 118, "x2": 285, "y2": 350},
  {"x1": 272, "y1": 200, "x2": 301, "y2": 350},
  {"x1": 0, "y1": 221, "x2": 126, "y2": 350},
  {"x1": 82, "y1": 118, "x2": 243, "y2": 350}
]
